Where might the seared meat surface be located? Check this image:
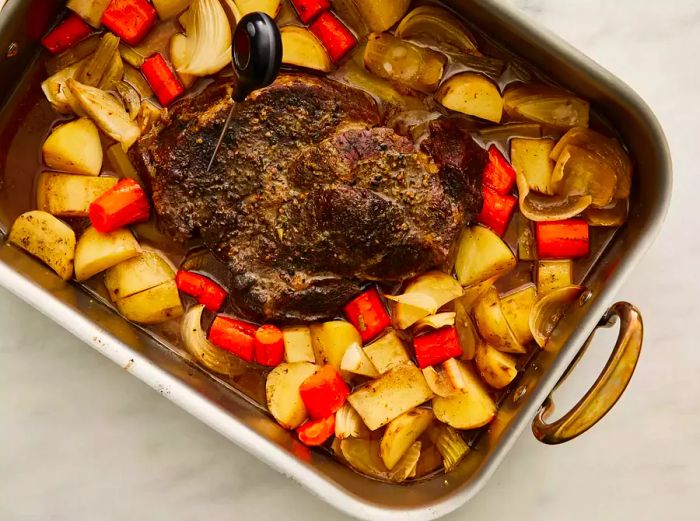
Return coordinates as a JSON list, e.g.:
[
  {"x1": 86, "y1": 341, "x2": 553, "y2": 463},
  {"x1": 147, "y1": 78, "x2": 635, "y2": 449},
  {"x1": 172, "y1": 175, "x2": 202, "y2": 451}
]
[{"x1": 131, "y1": 74, "x2": 486, "y2": 321}]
